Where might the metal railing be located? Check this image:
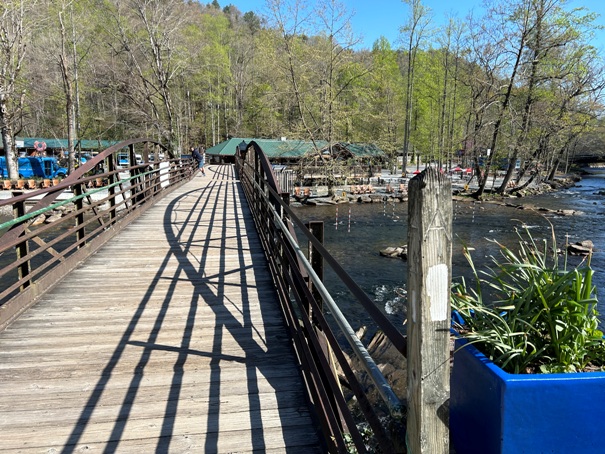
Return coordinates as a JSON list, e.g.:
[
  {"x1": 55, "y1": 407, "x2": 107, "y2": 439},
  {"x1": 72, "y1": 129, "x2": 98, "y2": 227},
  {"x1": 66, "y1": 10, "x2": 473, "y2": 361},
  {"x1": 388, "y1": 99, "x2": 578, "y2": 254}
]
[
  {"x1": 236, "y1": 141, "x2": 408, "y2": 453},
  {"x1": 0, "y1": 139, "x2": 197, "y2": 330}
]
